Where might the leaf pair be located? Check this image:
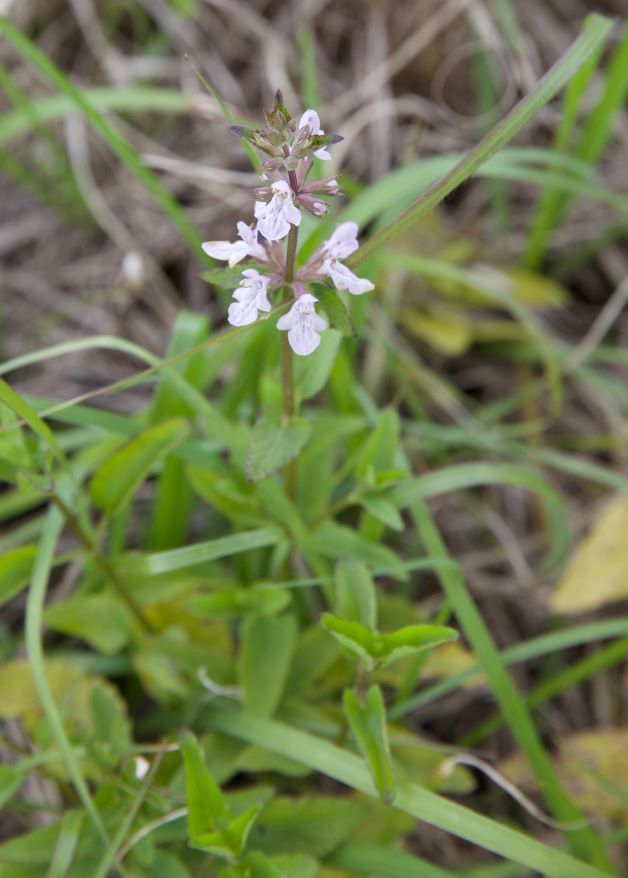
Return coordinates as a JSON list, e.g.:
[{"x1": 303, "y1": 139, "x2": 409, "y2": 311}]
[{"x1": 322, "y1": 614, "x2": 458, "y2": 672}]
